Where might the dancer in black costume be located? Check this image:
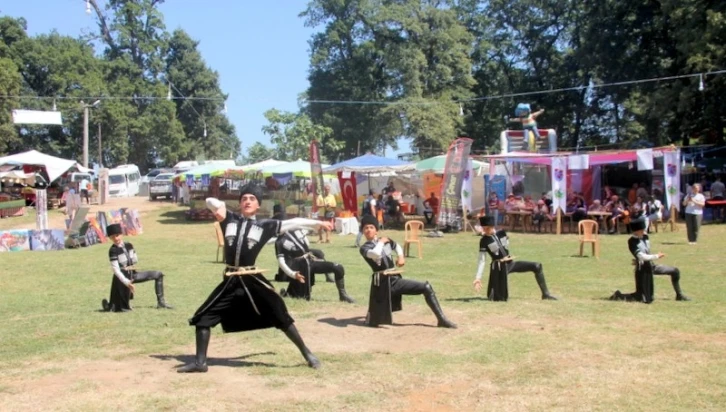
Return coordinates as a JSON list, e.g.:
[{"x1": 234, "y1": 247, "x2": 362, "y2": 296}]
[
  {"x1": 609, "y1": 219, "x2": 691, "y2": 303},
  {"x1": 473, "y1": 216, "x2": 557, "y2": 301},
  {"x1": 101, "y1": 223, "x2": 173, "y2": 312},
  {"x1": 358, "y1": 215, "x2": 456, "y2": 328},
  {"x1": 275, "y1": 228, "x2": 355, "y2": 303},
  {"x1": 178, "y1": 184, "x2": 333, "y2": 373}
]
